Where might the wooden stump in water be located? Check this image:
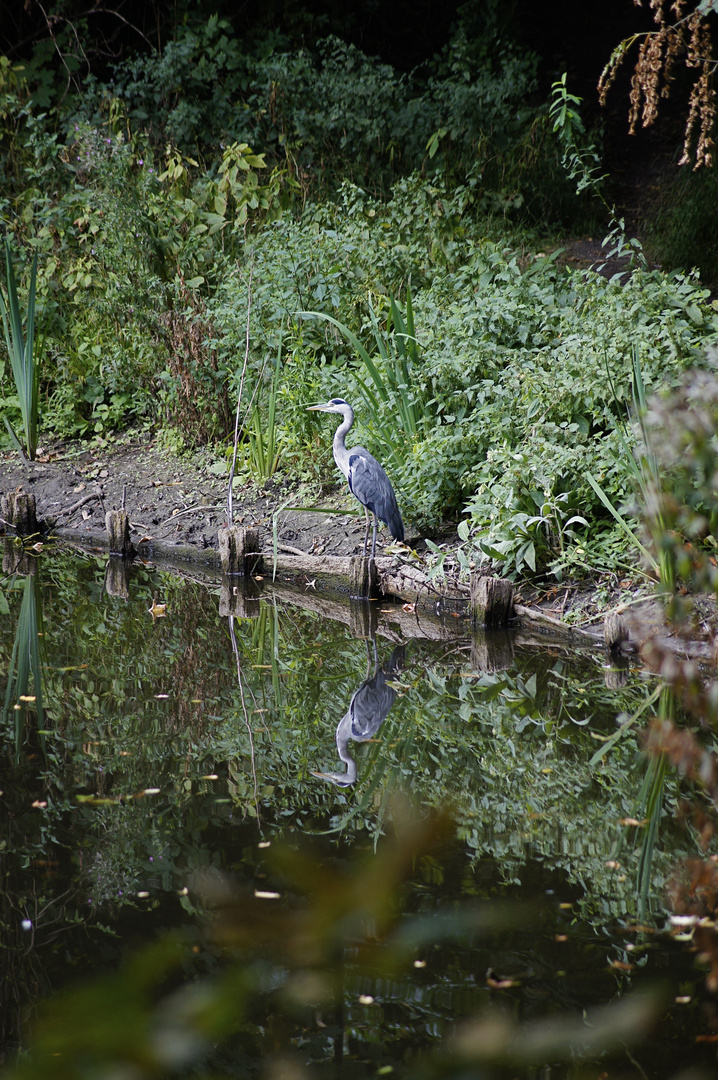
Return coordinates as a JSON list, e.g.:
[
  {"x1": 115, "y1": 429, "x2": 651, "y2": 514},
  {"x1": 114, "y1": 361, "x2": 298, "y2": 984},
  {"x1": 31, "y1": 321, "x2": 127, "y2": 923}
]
[
  {"x1": 604, "y1": 659, "x2": 629, "y2": 688},
  {"x1": 349, "y1": 598, "x2": 379, "y2": 639},
  {"x1": 604, "y1": 611, "x2": 629, "y2": 653},
  {"x1": 106, "y1": 510, "x2": 133, "y2": 558},
  {"x1": 3, "y1": 539, "x2": 36, "y2": 576},
  {"x1": 470, "y1": 574, "x2": 514, "y2": 629},
  {"x1": 219, "y1": 526, "x2": 263, "y2": 576},
  {"x1": 105, "y1": 557, "x2": 130, "y2": 599},
  {"x1": 2, "y1": 492, "x2": 38, "y2": 537},
  {"x1": 349, "y1": 556, "x2": 379, "y2": 600},
  {"x1": 219, "y1": 576, "x2": 262, "y2": 617}
]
